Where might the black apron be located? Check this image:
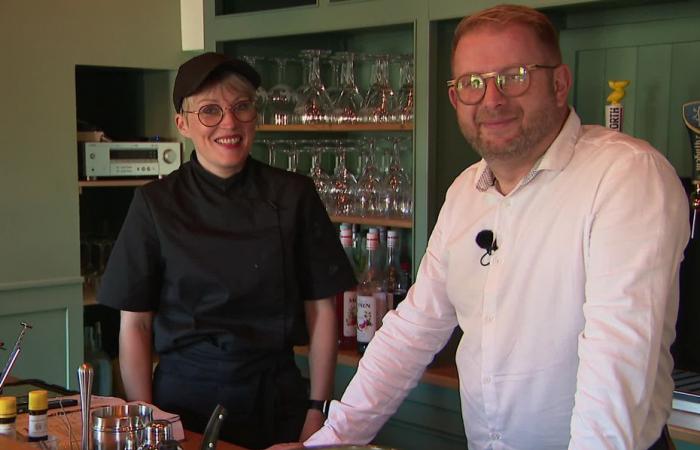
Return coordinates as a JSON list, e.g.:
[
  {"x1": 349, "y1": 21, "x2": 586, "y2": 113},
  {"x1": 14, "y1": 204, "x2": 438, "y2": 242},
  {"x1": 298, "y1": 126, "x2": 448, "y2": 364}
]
[{"x1": 152, "y1": 181, "x2": 307, "y2": 449}]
